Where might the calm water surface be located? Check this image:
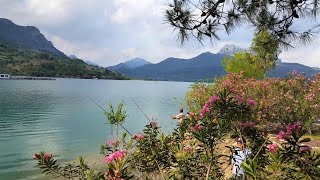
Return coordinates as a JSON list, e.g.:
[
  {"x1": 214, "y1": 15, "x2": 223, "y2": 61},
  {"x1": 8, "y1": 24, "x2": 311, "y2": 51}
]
[{"x1": 0, "y1": 79, "x2": 191, "y2": 180}]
